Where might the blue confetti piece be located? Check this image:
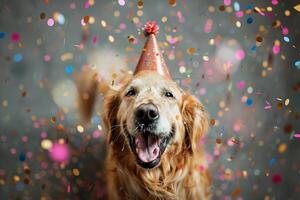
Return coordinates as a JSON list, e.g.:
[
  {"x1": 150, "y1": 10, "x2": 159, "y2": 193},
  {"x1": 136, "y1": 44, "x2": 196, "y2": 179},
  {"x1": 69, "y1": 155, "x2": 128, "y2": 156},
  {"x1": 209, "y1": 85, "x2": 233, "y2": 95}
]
[
  {"x1": 65, "y1": 65, "x2": 73, "y2": 74},
  {"x1": 0, "y1": 32, "x2": 5, "y2": 39},
  {"x1": 295, "y1": 61, "x2": 300, "y2": 69},
  {"x1": 233, "y1": 2, "x2": 240, "y2": 11},
  {"x1": 247, "y1": 17, "x2": 253, "y2": 24},
  {"x1": 57, "y1": 14, "x2": 65, "y2": 25},
  {"x1": 251, "y1": 45, "x2": 257, "y2": 52},
  {"x1": 14, "y1": 53, "x2": 23, "y2": 62},
  {"x1": 269, "y1": 158, "x2": 276, "y2": 166},
  {"x1": 246, "y1": 98, "x2": 253, "y2": 106},
  {"x1": 283, "y1": 36, "x2": 289, "y2": 43},
  {"x1": 19, "y1": 152, "x2": 26, "y2": 161},
  {"x1": 92, "y1": 116, "x2": 100, "y2": 125}
]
